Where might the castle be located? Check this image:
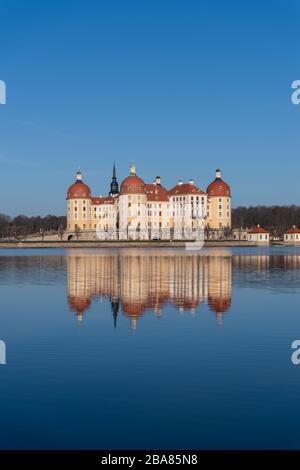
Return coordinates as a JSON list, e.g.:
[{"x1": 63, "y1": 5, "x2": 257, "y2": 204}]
[{"x1": 66, "y1": 164, "x2": 231, "y2": 240}]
